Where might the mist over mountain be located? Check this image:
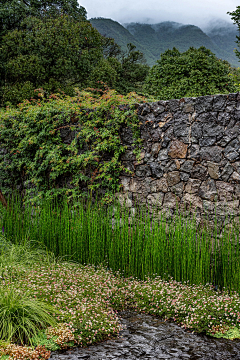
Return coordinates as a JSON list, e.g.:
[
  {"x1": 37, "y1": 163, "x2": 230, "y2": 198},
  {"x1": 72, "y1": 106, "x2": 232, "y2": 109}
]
[
  {"x1": 90, "y1": 17, "x2": 156, "y2": 65},
  {"x1": 202, "y1": 19, "x2": 239, "y2": 67},
  {"x1": 90, "y1": 17, "x2": 239, "y2": 67}
]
